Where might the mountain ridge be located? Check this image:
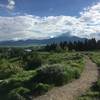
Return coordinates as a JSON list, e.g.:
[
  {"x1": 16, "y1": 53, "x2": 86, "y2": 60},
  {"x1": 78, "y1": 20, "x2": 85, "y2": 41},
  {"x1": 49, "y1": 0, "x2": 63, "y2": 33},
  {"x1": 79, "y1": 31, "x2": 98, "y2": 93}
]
[{"x1": 0, "y1": 35, "x2": 86, "y2": 46}]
